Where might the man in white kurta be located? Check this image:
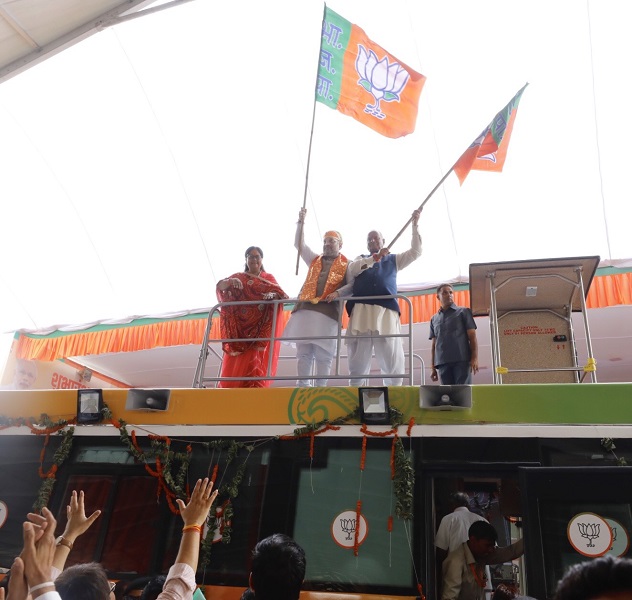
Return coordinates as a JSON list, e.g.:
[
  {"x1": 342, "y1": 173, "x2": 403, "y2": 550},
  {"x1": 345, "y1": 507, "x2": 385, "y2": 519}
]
[
  {"x1": 436, "y1": 493, "x2": 489, "y2": 558},
  {"x1": 283, "y1": 208, "x2": 349, "y2": 386},
  {"x1": 344, "y1": 209, "x2": 421, "y2": 386}
]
